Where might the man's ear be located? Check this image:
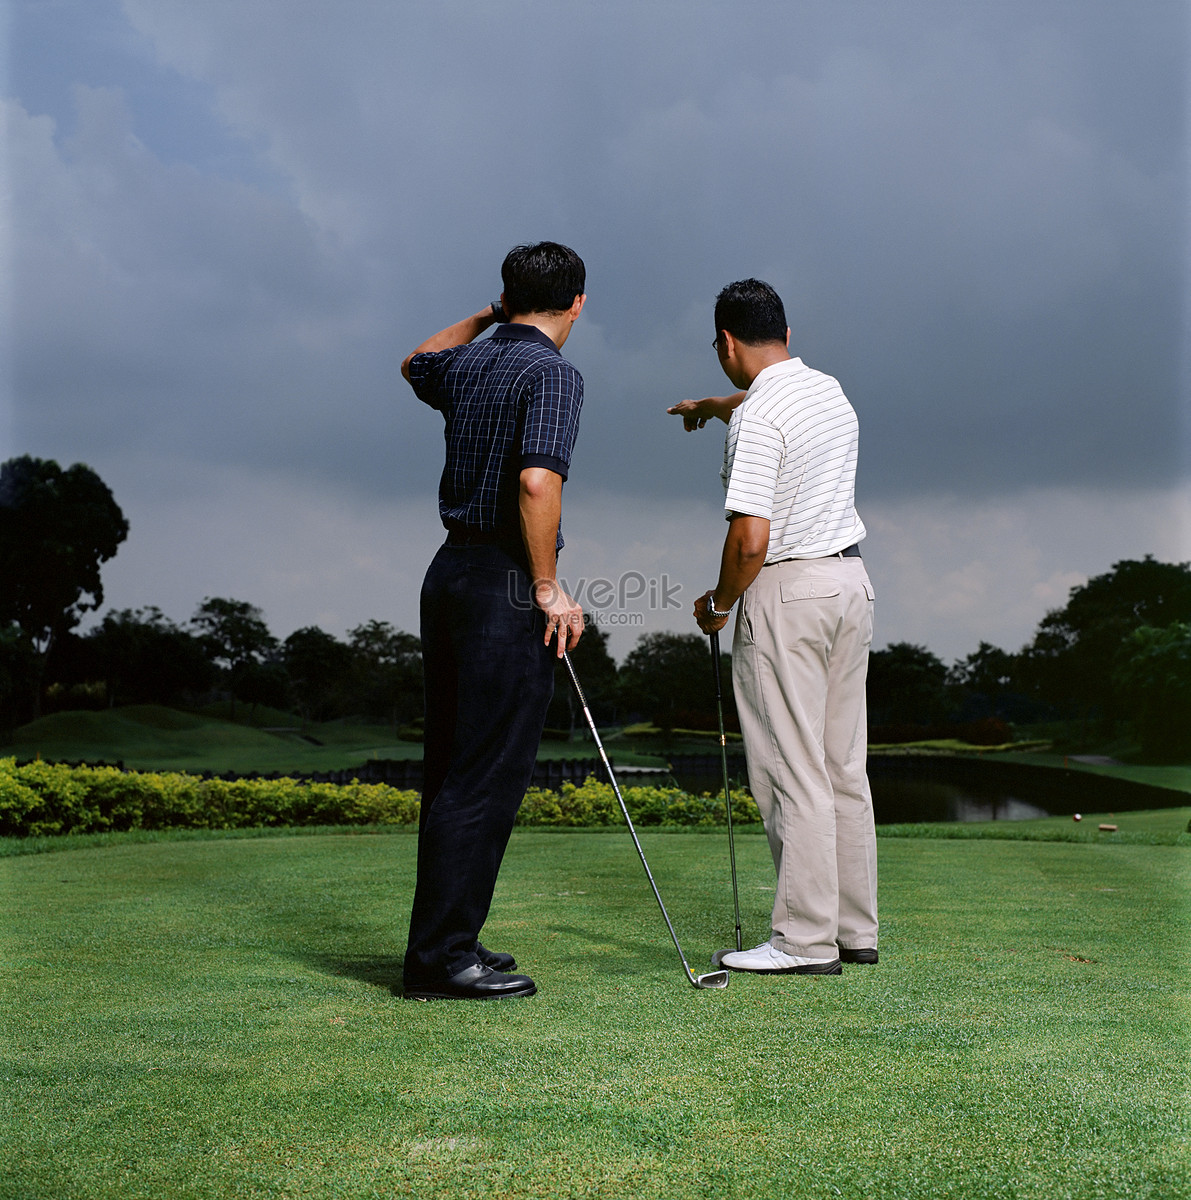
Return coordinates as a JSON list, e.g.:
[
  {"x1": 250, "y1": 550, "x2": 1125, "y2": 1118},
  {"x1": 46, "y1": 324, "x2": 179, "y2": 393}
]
[
  {"x1": 570, "y1": 293, "x2": 586, "y2": 319},
  {"x1": 785, "y1": 326, "x2": 791, "y2": 348}
]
